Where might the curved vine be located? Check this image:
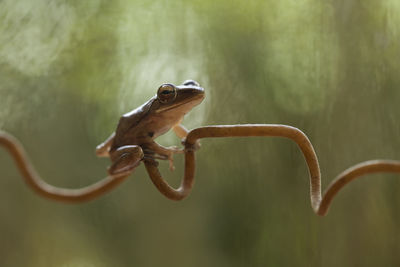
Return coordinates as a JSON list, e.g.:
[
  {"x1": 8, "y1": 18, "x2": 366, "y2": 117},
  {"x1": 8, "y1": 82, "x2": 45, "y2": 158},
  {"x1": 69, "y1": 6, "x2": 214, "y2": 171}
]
[{"x1": 1, "y1": 125, "x2": 400, "y2": 216}]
